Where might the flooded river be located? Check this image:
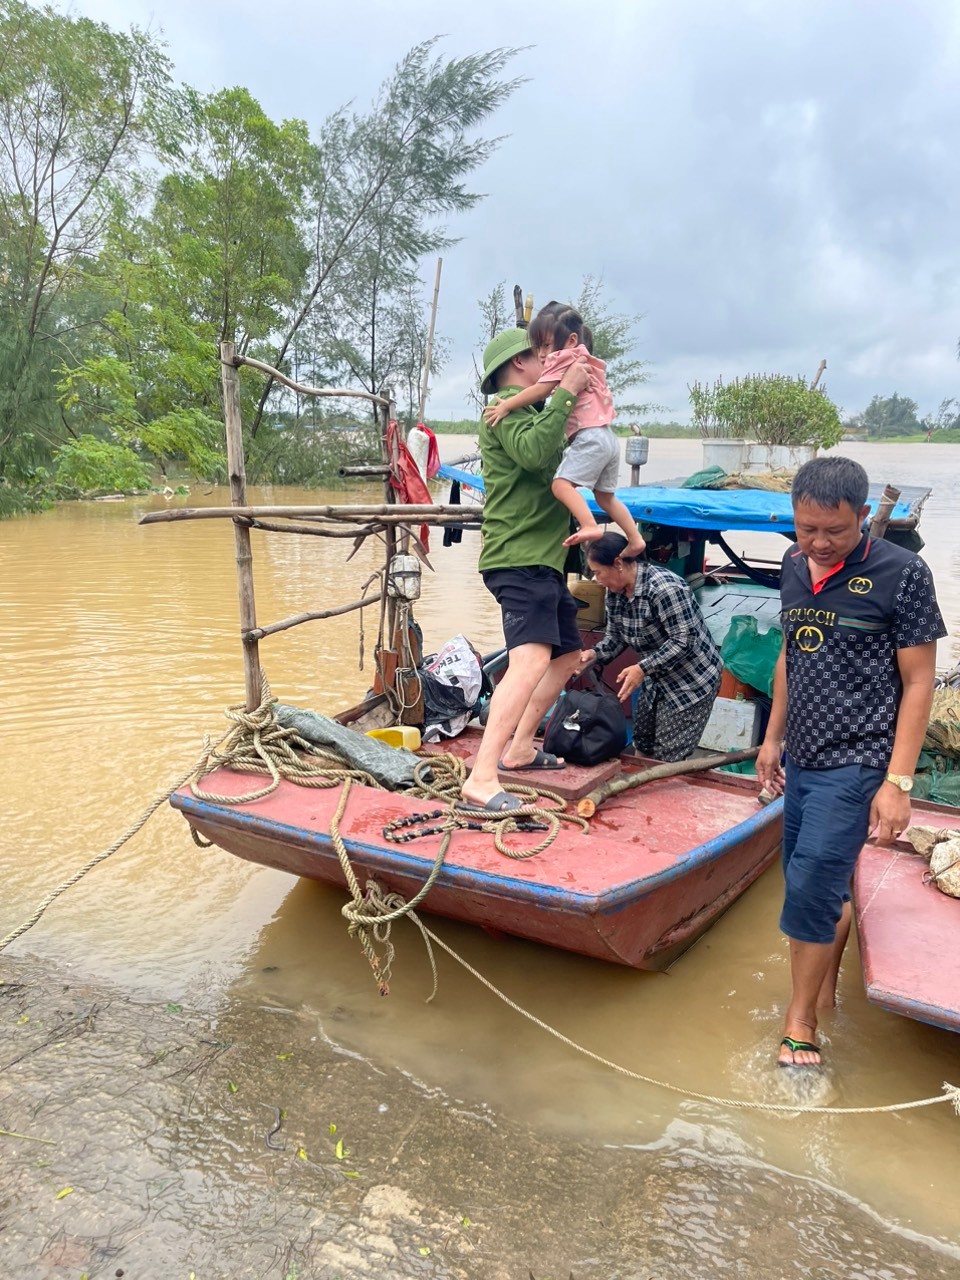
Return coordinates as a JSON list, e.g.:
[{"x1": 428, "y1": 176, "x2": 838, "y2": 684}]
[{"x1": 2, "y1": 438, "x2": 960, "y2": 1272}]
